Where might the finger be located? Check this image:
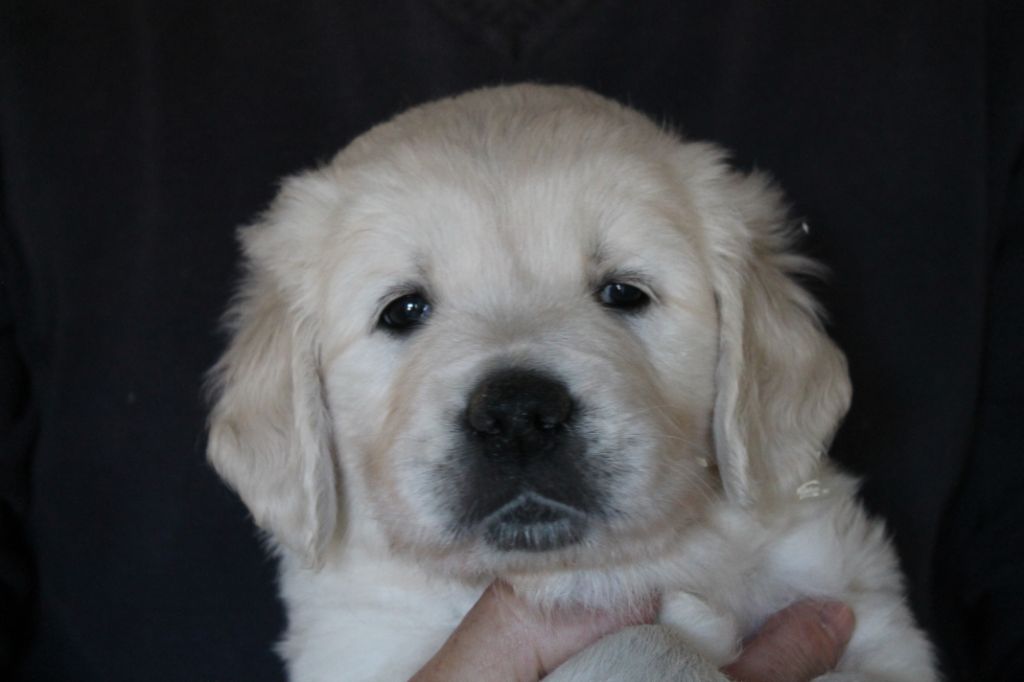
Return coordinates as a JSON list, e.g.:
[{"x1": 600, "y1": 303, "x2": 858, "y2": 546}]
[
  {"x1": 721, "y1": 600, "x2": 855, "y2": 682},
  {"x1": 410, "y1": 581, "x2": 657, "y2": 681}
]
